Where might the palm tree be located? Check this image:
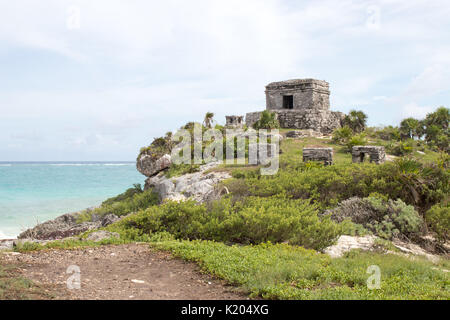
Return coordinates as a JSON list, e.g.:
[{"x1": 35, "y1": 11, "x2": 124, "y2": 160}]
[
  {"x1": 424, "y1": 106, "x2": 449, "y2": 130},
  {"x1": 400, "y1": 117, "x2": 421, "y2": 140},
  {"x1": 203, "y1": 112, "x2": 214, "y2": 129},
  {"x1": 344, "y1": 110, "x2": 368, "y2": 133}
]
